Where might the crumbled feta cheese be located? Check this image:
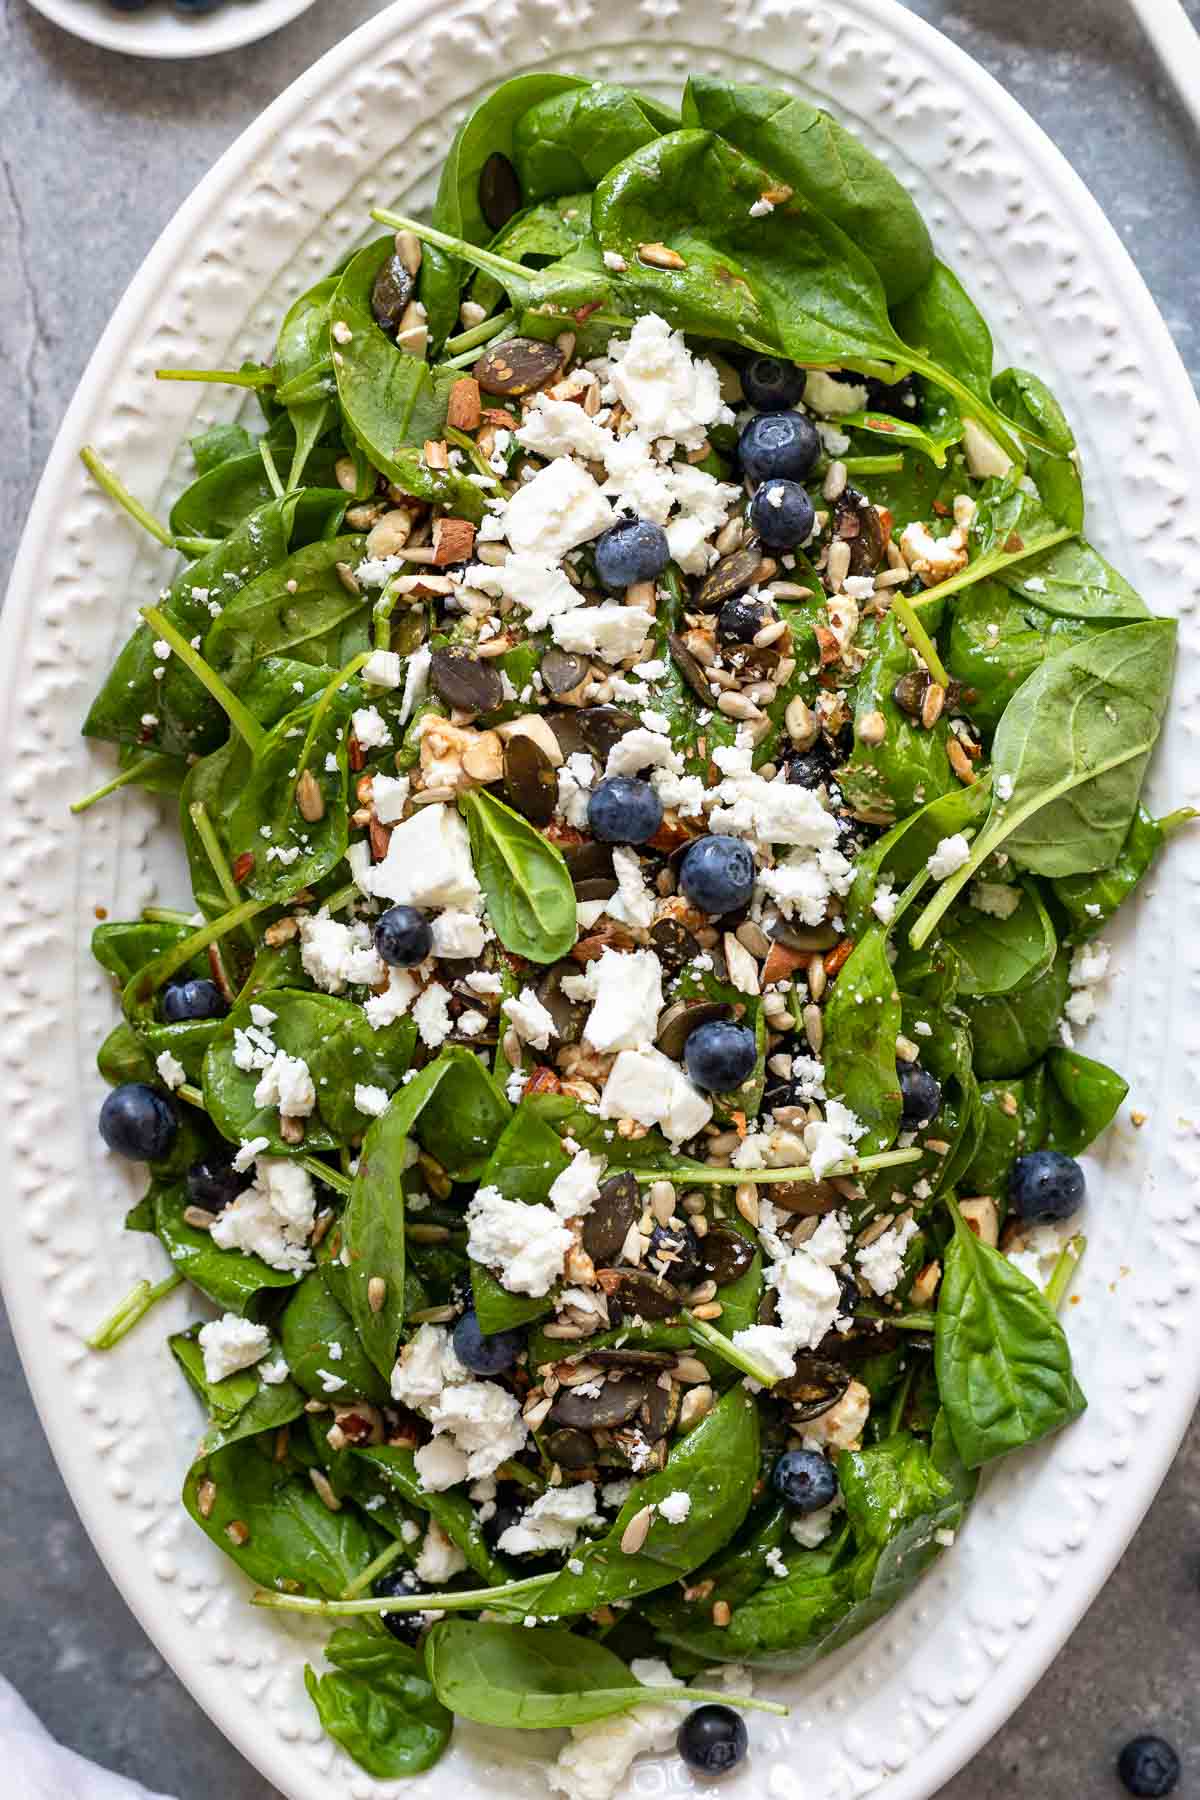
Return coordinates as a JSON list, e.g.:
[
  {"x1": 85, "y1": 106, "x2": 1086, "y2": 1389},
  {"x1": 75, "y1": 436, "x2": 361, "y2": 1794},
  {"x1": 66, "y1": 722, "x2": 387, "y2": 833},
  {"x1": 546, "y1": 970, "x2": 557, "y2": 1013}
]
[
  {"x1": 352, "y1": 705, "x2": 392, "y2": 751},
  {"x1": 354, "y1": 1082, "x2": 390, "y2": 1118},
  {"x1": 155, "y1": 1050, "x2": 186, "y2": 1091},
  {"x1": 571, "y1": 946, "x2": 664, "y2": 1053},
  {"x1": 605, "y1": 313, "x2": 733, "y2": 452},
  {"x1": 803, "y1": 1378, "x2": 871, "y2": 1452},
  {"x1": 362, "y1": 650, "x2": 402, "y2": 689},
  {"x1": 210, "y1": 1158, "x2": 316, "y2": 1272},
  {"x1": 547, "y1": 1149, "x2": 606, "y2": 1220},
  {"x1": 548, "y1": 1661, "x2": 684, "y2": 1800},
  {"x1": 502, "y1": 986, "x2": 558, "y2": 1051},
  {"x1": 899, "y1": 520, "x2": 969, "y2": 585},
  {"x1": 598, "y1": 1044, "x2": 712, "y2": 1146},
  {"x1": 415, "y1": 1520, "x2": 468, "y2": 1584},
  {"x1": 253, "y1": 1049, "x2": 316, "y2": 1118},
  {"x1": 464, "y1": 970, "x2": 502, "y2": 997},
  {"x1": 430, "y1": 908, "x2": 487, "y2": 959},
  {"x1": 497, "y1": 1482, "x2": 599, "y2": 1556},
  {"x1": 466, "y1": 1185, "x2": 573, "y2": 1296},
  {"x1": 1063, "y1": 938, "x2": 1111, "y2": 1030},
  {"x1": 464, "y1": 552, "x2": 581, "y2": 634},
  {"x1": 369, "y1": 802, "x2": 482, "y2": 910},
  {"x1": 970, "y1": 879, "x2": 1021, "y2": 919},
  {"x1": 502, "y1": 457, "x2": 615, "y2": 559},
  {"x1": 364, "y1": 966, "x2": 420, "y2": 1030},
  {"x1": 871, "y1": 879, "x2": 897, "y2": 925},
  {"x1": 856, "y1": 1216, "x2": 920, "y2": 1296},
  {"x1": 198, "y1": 1314, "x2": 270, "y2": 1384},
  {"x1": 790, "y1": 1494, "x2": 843, "y2": 1548},
  {"x1": 552, "y1": 603, "x2": 655, "y2": 665},
  {"x1": 371, "y1": 773, "x2": 410, "y2": 824},
  {"x1": 604, "y1": 846, "x2": 657, "y2": 930},
  {"x1": 398, "y1": 644, "x2": 431, "y2": 727},
  {"x1": 996, "y1": 773, "x2": 1015, "y2": 802},
  {"x1": 927, "y1": 833, "x2": 972, "y2": 880},
  {"x1": 601, "y1": 1478, "x2": 635, "y2": 1510},
  {"x1": 658, "y1": 1490, "x2": 692, "y2": 1525},
  {"x1": 556, "y1": 749, "x2": 597, "y2": 828},
  {"x1": 412, "y1": 982, "x2": 452, "y2": 1048},
  {"x1": 803, "y1": 1099, "x2": 866, "y2": 1178},
  {"x1": 394, "y1": 1325, "x2": 528, "y2": 1483},
  {"x1": 414, "y1": 1436, "x2": 469, "y2": 1493},
  {"x1": 231, "y1": 1135, "x2": 270, "y2": 1173},
  {"x1": 605, "y1": 726, "x2": 683, "y2": 780},
  {"x1": 299, "y1": 914, "x2": 385, "y2": 994},
  {"x1": 708, "y1": 743, "x2": 843, "y2": 853},
  {"x1": 259, "y1": 1358, "x2": 290, "y2": 1386},
  {"x1": 515, "y1": 394, "x2": 615, "y2": 463}
]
